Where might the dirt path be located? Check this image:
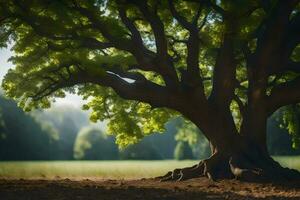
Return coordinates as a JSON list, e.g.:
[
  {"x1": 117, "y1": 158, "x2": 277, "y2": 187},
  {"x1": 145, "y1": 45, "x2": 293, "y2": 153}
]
[{"x1": 1, "y1": 178, "x2": 300, "y2": 200}]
